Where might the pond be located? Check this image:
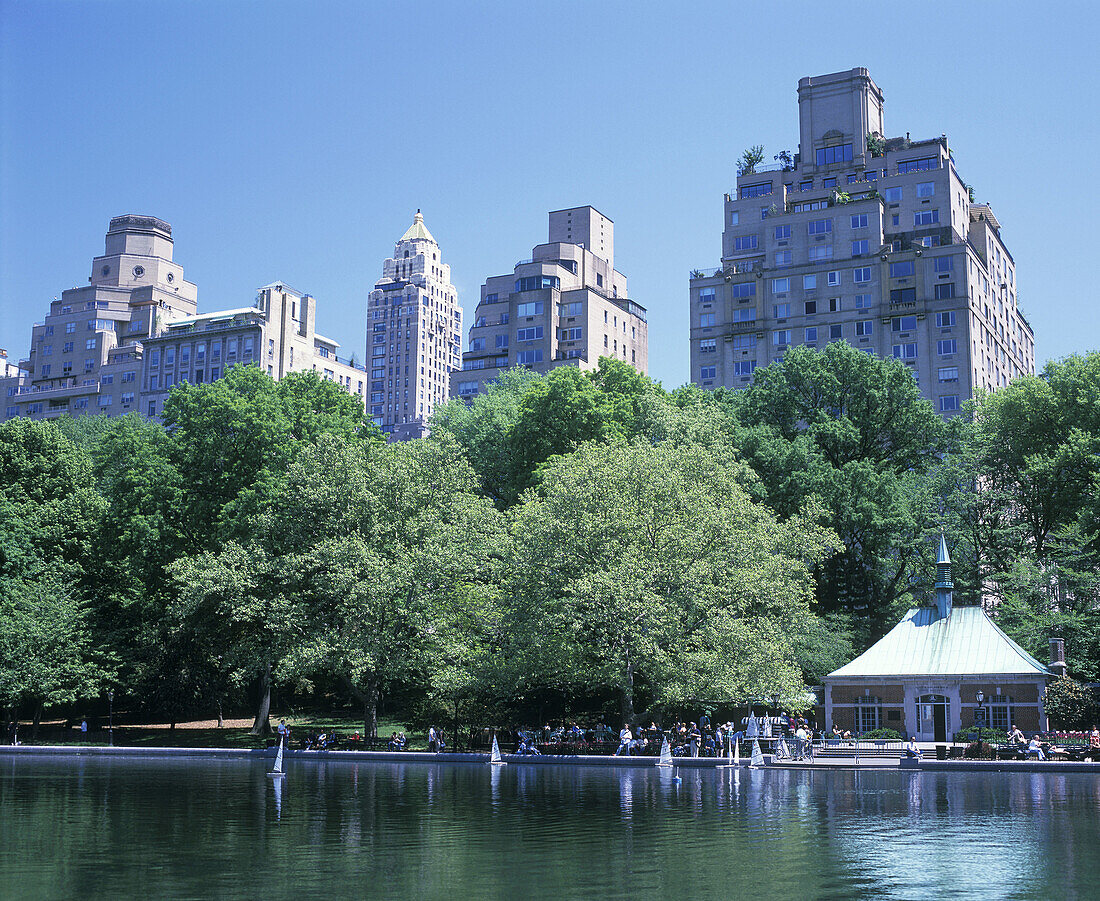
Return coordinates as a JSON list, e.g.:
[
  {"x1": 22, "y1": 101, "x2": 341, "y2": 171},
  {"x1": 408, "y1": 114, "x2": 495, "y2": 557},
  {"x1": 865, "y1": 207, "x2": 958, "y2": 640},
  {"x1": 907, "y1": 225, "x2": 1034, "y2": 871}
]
[{"x1": 1, "y1": 755, "x2": 1097, "y2": 900}]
